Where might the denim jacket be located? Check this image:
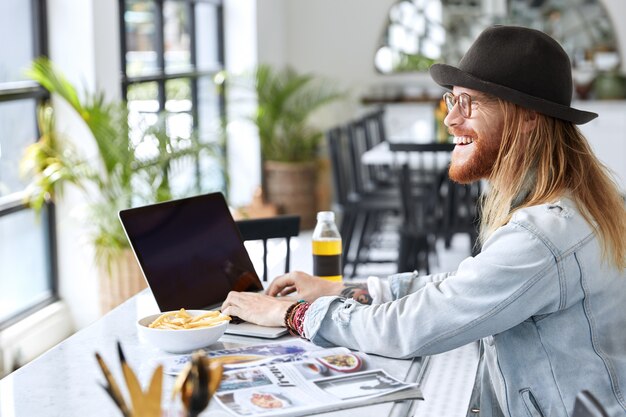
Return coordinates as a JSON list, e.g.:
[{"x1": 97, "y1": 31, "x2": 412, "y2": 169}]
[{"x1": 304, "y1": 199, "x2": 626, "y2": 417}]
